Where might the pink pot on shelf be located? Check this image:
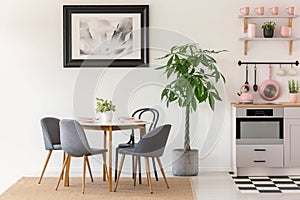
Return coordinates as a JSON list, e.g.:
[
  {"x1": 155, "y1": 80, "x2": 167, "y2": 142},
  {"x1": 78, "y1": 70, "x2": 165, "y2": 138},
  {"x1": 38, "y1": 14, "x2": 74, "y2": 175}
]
[
  {"x1": 289, "y1": 93, "x2": 299, "y2": 103},
  {"x1": 280, "y1": 26, "x2": 292, "y2": 38}
]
